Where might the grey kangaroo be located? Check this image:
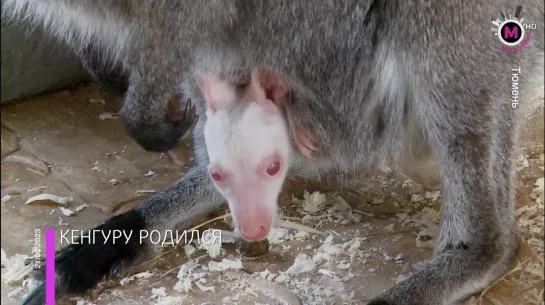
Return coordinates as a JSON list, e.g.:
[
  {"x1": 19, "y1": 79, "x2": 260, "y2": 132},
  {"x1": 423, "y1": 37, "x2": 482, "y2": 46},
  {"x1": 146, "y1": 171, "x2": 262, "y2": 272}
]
[{"x1": 3, "y1": 1, "x2": 544, "y2": 305}]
